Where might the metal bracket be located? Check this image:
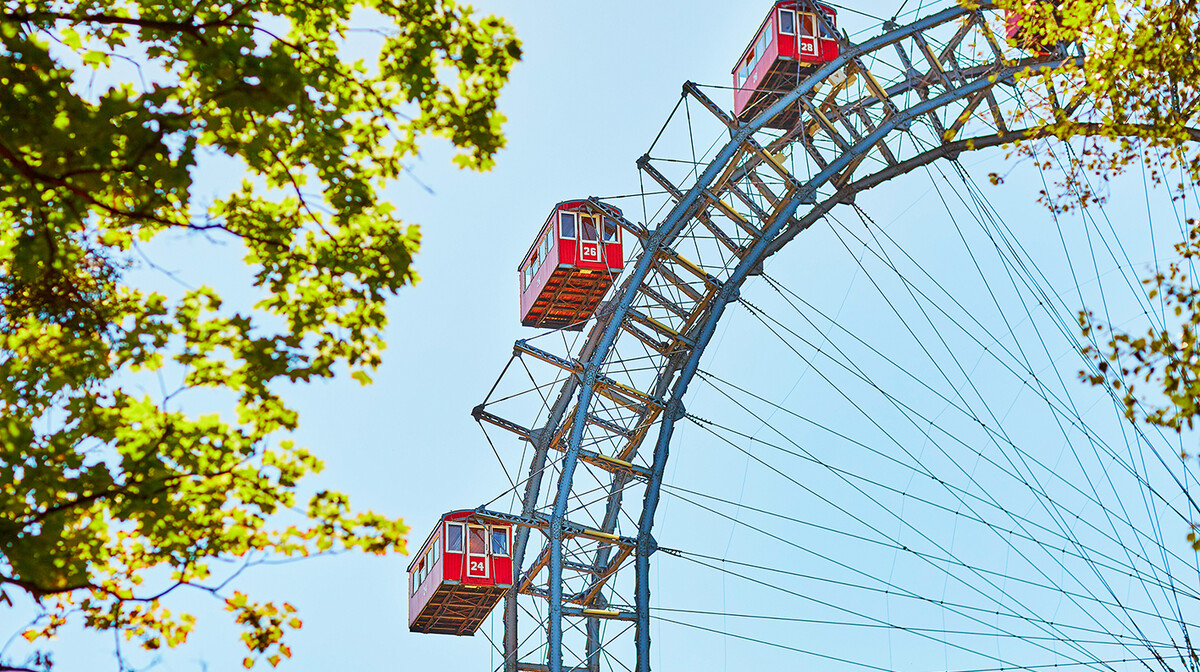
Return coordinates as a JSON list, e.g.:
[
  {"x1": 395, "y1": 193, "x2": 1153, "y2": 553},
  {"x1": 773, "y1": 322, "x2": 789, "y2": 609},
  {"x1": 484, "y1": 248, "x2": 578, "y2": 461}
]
[
  {"x1": 595, "y1": 298, "x2": 618, "y2": 321},
  {"x1": 719, "y1": 282, "x2": 741, "y2": 304},
  {"x1": 666, "y1": 398, "x2": 686, "y2": 423},
  {"x1": 637, "y1": 533, "x2": 658, "y2": 557}
]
